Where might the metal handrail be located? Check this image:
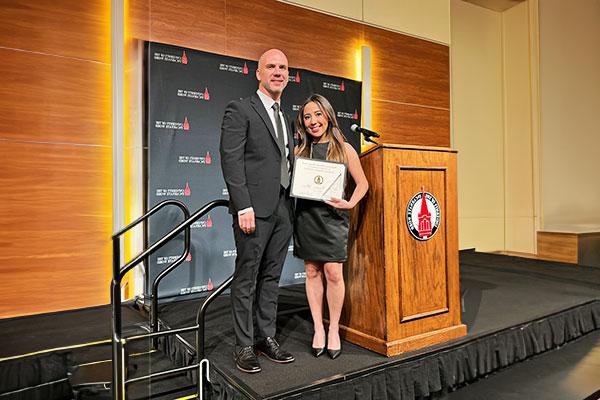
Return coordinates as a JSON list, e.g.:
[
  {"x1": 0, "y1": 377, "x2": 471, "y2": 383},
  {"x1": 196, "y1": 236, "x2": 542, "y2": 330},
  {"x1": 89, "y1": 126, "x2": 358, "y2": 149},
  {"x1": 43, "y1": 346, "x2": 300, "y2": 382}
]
[
  {"x1": 111, "y1": 199, "x2": 229, "y2": 400},
  {"x1": 111, "y1": 199, "x2": 191, "y2": 337}
]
